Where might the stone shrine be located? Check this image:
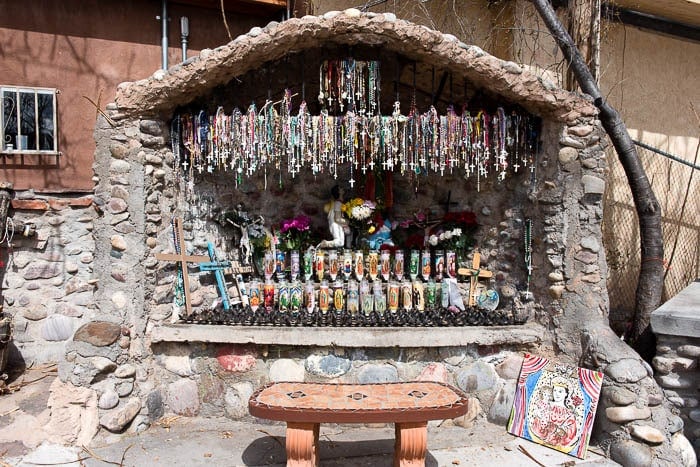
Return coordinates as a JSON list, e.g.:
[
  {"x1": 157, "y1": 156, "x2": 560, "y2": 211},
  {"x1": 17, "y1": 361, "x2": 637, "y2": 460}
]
[{"x1": 2, "y1": 10, "x2": 693, "y2": 465}]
